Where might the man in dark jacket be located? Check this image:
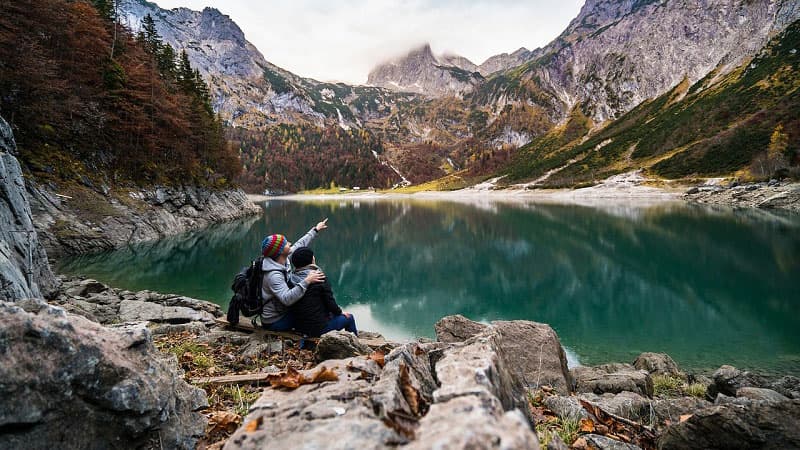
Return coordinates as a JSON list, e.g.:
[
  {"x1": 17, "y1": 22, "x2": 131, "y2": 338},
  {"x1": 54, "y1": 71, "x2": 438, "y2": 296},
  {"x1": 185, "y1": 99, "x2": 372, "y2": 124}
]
[{"x1": 289, "y1": 247, "x2": 357, "y2": 337}]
